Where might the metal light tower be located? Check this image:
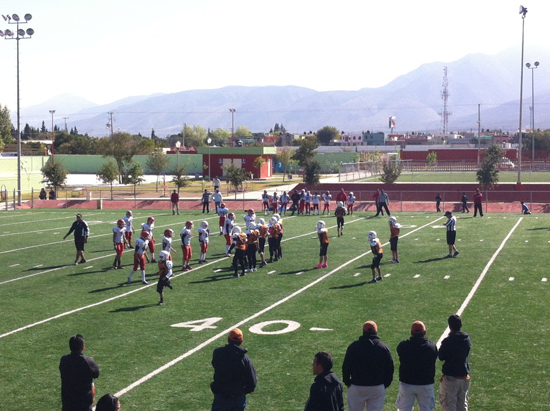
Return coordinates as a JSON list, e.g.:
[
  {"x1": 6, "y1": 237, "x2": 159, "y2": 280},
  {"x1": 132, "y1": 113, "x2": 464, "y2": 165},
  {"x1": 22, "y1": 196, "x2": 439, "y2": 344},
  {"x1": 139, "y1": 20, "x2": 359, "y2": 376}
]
[
  {"x1": 517, "y1": 5, "x2": 528, "y2": 184},
  {"x1": 1, "y1": 13, "x2": 34, "y2": 205},
  {"x1": 49, "y1": 110, "x2": 55, "y2": 163},
  {"x1": 526, "y1": 61, "x2": 539, "y2": 163},
  {"x1": 229, "y1": 108, "x2": 236, "y2": 147}
]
